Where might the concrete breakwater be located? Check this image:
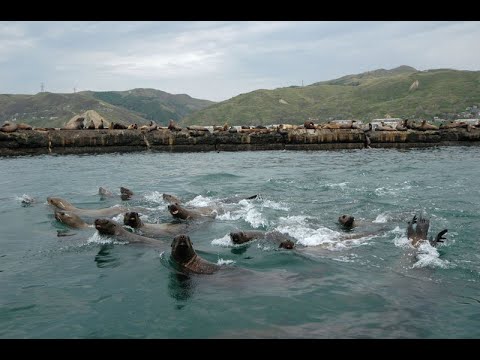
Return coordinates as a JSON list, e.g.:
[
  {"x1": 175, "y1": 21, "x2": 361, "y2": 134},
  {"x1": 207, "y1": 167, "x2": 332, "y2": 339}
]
[{"x1": 1, "y1": 127, "x2": 480, "y2": 156}]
